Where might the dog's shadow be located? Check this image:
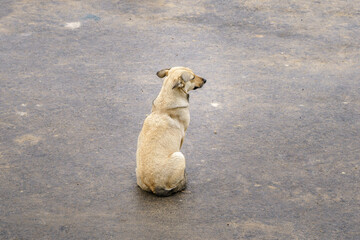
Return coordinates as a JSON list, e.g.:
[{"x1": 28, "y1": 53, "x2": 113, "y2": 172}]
[{"x1": 133, "y1": 185, "x2": 190, "y2": 208}]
